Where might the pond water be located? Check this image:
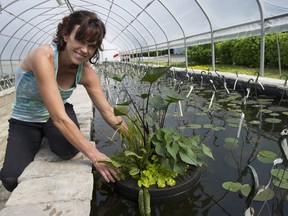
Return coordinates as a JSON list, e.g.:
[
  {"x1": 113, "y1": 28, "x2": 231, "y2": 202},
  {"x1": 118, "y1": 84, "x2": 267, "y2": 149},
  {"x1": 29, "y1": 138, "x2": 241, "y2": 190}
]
[{"x1": 90, "y1": 65, "x2": 288, "y2": 216}]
